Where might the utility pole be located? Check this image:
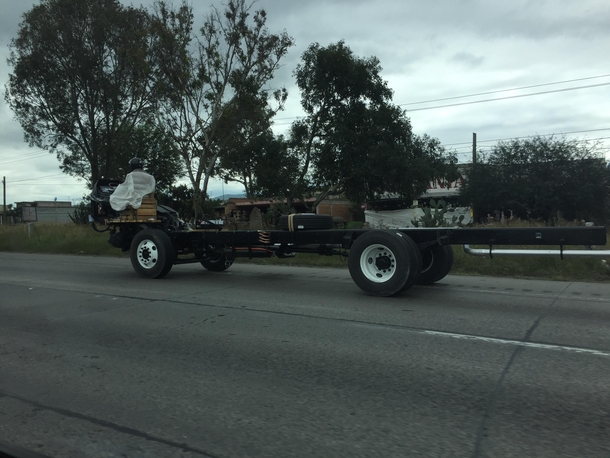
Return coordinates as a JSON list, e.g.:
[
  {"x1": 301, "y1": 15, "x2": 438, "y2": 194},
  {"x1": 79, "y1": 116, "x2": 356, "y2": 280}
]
[
  {"x1": 471, "y1": 133, "x2": 477, "y2": 224},
  {"x1": 472, "y1": 132, "x2": 477, "y2": 165},
  {"x1": 2, "y1": 176, "x2": 6, "y2": 225}
]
